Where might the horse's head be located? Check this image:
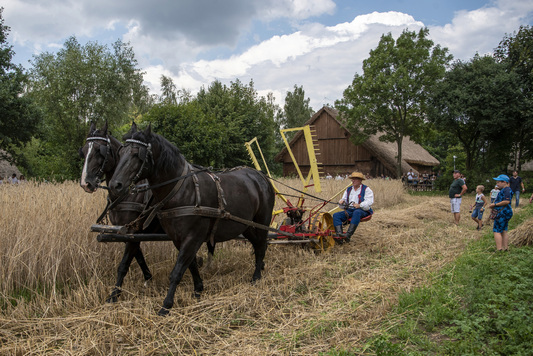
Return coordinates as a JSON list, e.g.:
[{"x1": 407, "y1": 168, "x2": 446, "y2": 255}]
[
  {"x1": 80, "y1": 122, "x2": 117, "y2": 193},
  {"x1": 109, "y1": 123, "x2": 155, "y2": 197}
]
